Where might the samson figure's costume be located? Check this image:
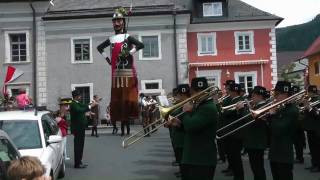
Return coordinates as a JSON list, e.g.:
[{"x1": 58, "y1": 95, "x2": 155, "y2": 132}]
[{"x1": 97, "y1": 8, "x2": 144, "y2": 135}]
